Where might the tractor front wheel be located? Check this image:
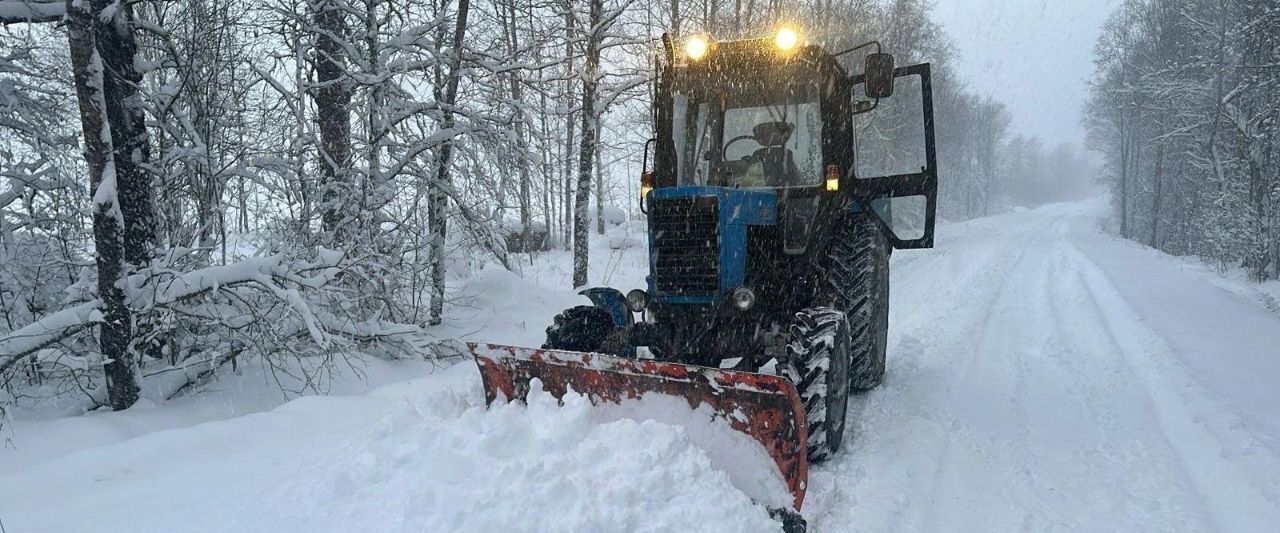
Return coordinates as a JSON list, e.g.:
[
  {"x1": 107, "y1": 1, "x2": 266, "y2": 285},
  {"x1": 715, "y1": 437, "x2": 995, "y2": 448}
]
[
  {"x1": 543, "y1": 305, "x2": 614, "y2": 353},
  {"x1": 786, "y1": 307, "x2": 851, "y2": 463}
]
